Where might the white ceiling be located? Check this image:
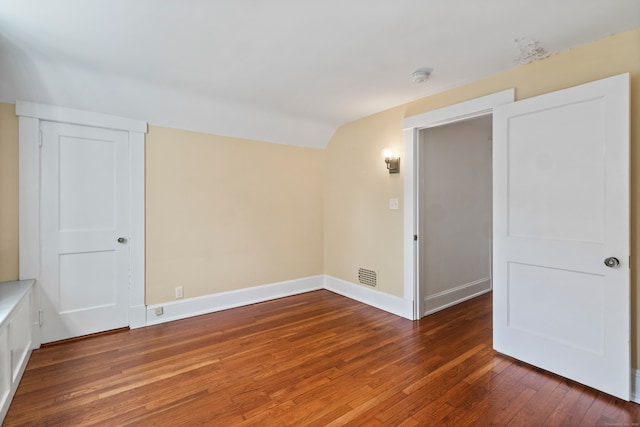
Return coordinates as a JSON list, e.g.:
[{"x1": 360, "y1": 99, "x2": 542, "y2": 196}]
[{"x1": 0, "y1": 1, "x2": 638, "y2": 148}]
